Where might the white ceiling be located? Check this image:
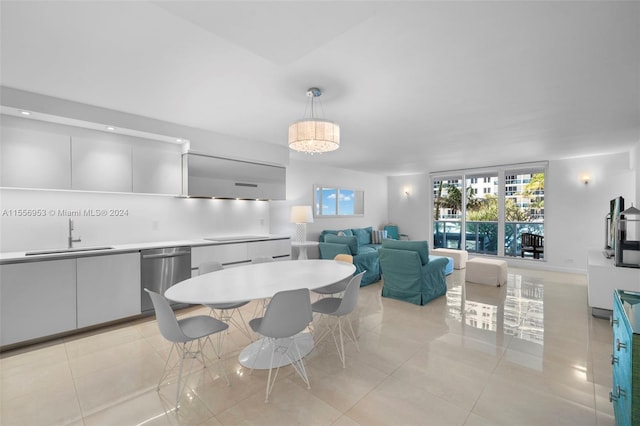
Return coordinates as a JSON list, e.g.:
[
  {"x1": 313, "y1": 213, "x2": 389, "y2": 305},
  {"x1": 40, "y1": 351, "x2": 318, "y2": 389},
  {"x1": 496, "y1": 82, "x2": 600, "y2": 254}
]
[{"x1": 1, "y1": 1, "x2": 638, "y2": 175}]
